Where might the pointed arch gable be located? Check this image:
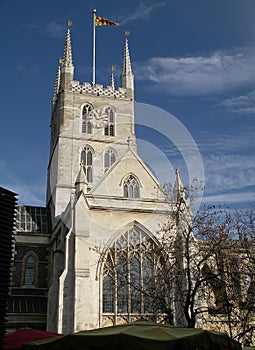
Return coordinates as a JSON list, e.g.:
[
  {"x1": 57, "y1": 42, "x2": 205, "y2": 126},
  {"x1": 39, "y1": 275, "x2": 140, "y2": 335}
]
[
  {"x1": 132, "y1": 221, "x2": 161, "y2": 246},
  {"x1": 98, "y1": 221, "x2": 160, "y2": 271},
  {"x1": 97, "y1": 222, "x2": 136, "y2": 277}
]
